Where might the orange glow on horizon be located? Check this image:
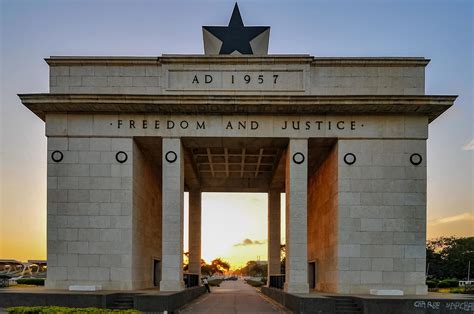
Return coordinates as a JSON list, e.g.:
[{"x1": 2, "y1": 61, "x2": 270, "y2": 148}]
[{"x1": 1, "y1": 192, "x2": 473, "y2": 266}]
